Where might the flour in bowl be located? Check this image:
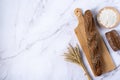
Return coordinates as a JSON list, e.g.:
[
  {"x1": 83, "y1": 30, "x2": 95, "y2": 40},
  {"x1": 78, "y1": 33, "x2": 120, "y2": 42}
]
[{"x1": 97, "y1": 7, "x2": 120, "y2": 28}]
